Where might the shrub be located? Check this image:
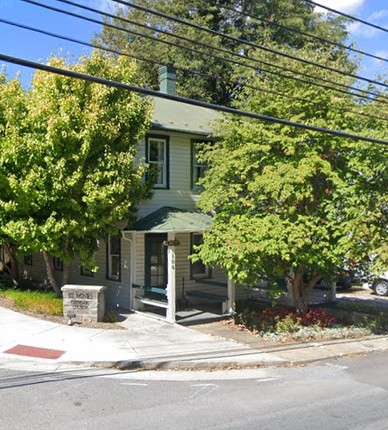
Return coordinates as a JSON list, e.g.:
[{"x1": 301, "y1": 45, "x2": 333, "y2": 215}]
[
  {"x1": 297, "y1": 309, "x2": 337, "y2": 328},
  {"x1": 104, "y1": 310, "x2": 118, "y2": 323},
  {"x1": 233, "y1": 305, "x2": 337, "y2": 335}
]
